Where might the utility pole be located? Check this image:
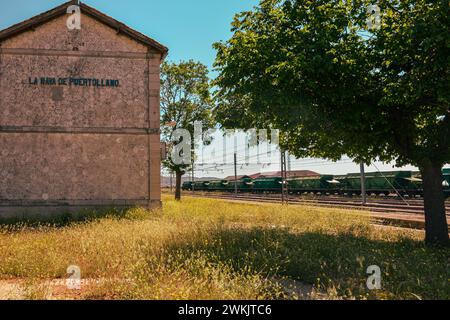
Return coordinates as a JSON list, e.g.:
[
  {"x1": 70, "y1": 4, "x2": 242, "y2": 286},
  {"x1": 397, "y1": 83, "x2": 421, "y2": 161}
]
[
  {"x1": 287, "y1": 152, "x2": 292, "y2": 173},
  {"x1": 281, "y1": 150, "x2": 288, "y2": 205},
  {"x1": 191, "y1": 151, "x2": 195, "y2": 193},
  {"x1": 234, "y1": 152, "x2": 238, "y2": 197},
  {"x1": 360, "y1": 162, "x2": 367, "y2": 204}
]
